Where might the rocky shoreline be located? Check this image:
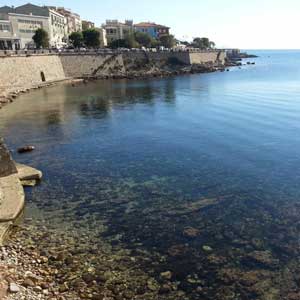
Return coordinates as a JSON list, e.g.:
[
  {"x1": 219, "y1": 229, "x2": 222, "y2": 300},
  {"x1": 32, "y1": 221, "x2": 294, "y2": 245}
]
[
  {"x1": 1, "y1": 216, "x2": 191, "y2": 300},
  {"x1": 0, "y1": 78, "x2": 84, "y2": 110}
]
